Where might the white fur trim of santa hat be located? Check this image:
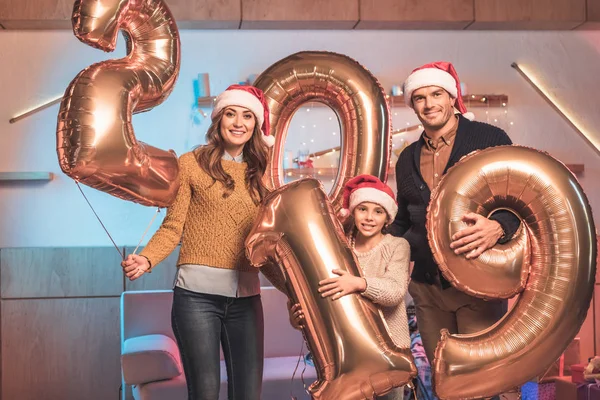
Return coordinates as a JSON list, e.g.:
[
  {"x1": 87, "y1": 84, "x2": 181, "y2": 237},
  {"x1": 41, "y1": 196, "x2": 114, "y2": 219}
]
[
  {"x1": 403, "y1": 68, "x2": 458, "y2": 107},
  {"x1": 349, "y1": 187, "x2": 398, "y2": 223}
]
